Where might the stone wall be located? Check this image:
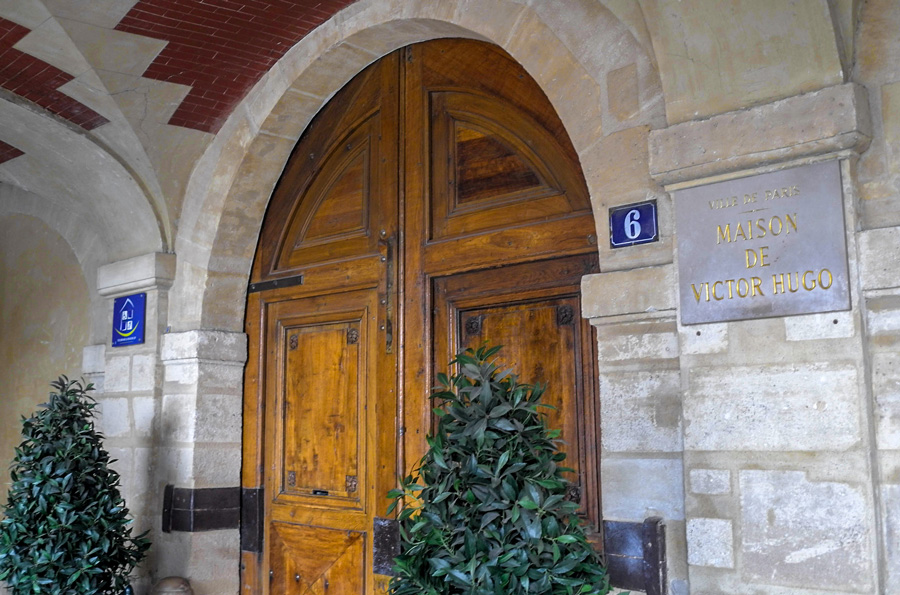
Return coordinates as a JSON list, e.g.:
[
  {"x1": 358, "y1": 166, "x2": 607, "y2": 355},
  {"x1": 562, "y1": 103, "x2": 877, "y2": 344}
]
[{"x1": 0, "y1": 214, "x2": 89, "y2": 490}]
